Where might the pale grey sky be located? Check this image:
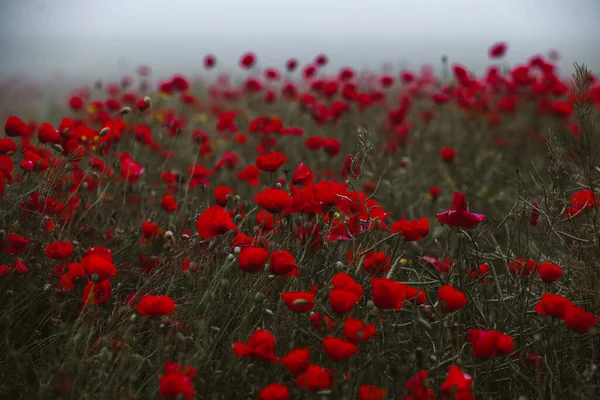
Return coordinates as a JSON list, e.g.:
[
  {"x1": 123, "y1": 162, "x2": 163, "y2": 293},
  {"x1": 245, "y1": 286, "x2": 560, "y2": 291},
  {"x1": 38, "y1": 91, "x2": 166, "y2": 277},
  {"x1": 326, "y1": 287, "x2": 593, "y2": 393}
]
[{"x1": 0, "y1": 0, "x2": 599, "y2": 81}]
